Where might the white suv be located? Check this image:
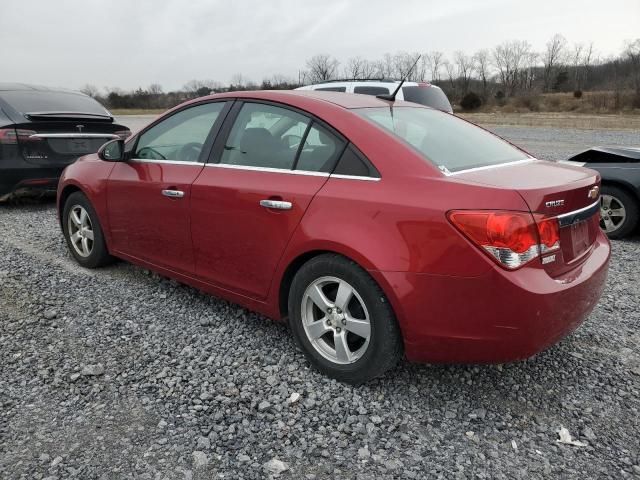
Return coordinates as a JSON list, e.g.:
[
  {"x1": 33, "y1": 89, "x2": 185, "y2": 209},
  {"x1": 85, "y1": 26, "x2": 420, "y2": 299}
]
[{"x1": 296, "y1": 80, "x2": 453, "y2": 113}]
